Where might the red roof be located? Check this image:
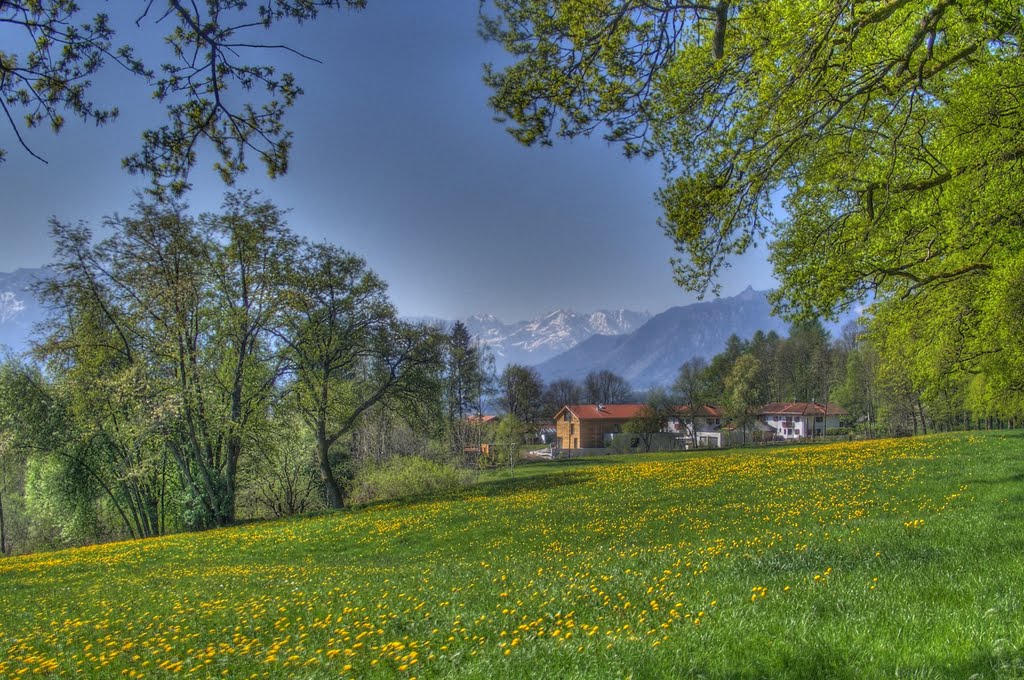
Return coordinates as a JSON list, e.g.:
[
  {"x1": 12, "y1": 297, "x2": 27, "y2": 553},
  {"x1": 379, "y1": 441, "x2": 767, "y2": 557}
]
[
  {"x1": 558, "y1": 404, "x2": 645, "y2": 421},
  {"x1": 466, "y1": 414, "x2": 500, "y2": 424},
  {"x1": 674, "y1": 404, "x2": 724, "y2": 418},
  {"x1": 758, "y1": 402, "x2": 848, "y2": 416}
]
